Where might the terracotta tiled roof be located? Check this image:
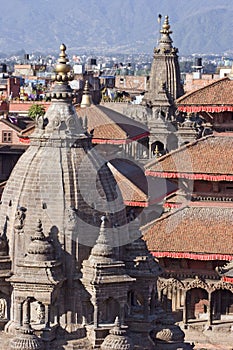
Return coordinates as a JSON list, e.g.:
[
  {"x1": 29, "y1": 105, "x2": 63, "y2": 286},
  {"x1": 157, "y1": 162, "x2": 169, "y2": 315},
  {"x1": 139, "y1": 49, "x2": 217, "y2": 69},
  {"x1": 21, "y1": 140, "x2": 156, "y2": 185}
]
[
  {"x1": 76, "y1": 105, "x2": 149, "y2": 144},
  {"x1": 108, "y1": 158, "x2": 177, "y2": 207},
  {"x1": 9, "y1": 101, "x2": 50, "y2": 113},
  {"x1": 176, "y1": 77, "x2": 233, "y2": 106},
  {"x1": 108, "y1": 161, "x2": 148, "y2": 206},
  {"x1": 145, "y1": 135, "x2": 233, "y2": 179},
  {"x1": 142, "y1": 203, "x2": 233, "y2": 257}
]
